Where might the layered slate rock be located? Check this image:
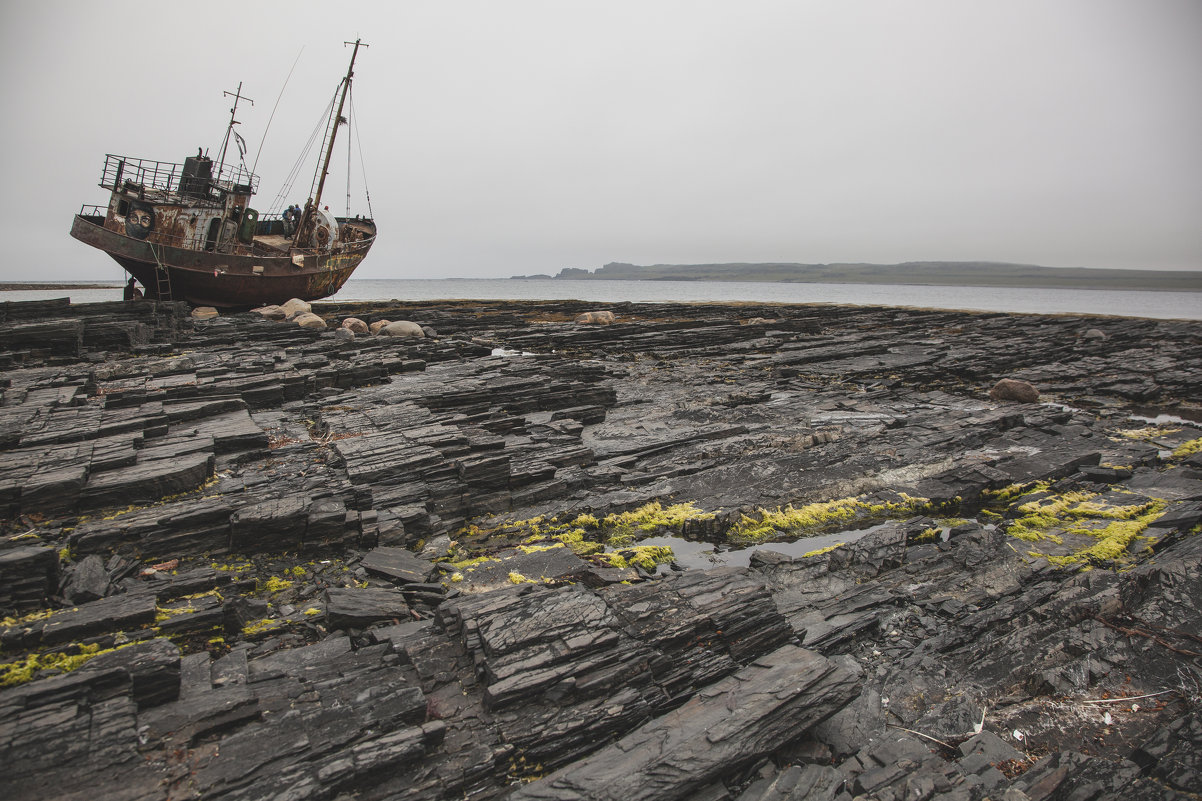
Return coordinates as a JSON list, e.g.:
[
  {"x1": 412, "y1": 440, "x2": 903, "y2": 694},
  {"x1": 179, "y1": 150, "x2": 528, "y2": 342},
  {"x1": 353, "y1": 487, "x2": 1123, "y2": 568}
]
[
  {"x1": 40, "y1": 592, "x2": 158, "y2": 646},
  {"x1": 324, "y1": 586, "x2": 410, "y2": 629},
  {"x1": 360, "y1": 546, "x2": 436, "y2": 585},
  {"x1": 0, "y1": 546, "x2": 58, "y2": 612},
  {"x1": 2, "y1": 296, "x2": 1202, "y2": 801},
  {"x1": 509, "y1": 644, "x2": 861, "y2": 801}
]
